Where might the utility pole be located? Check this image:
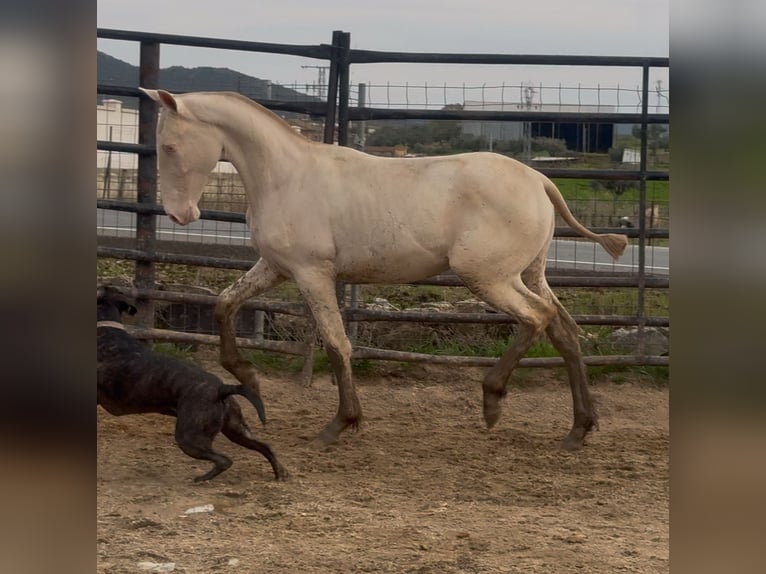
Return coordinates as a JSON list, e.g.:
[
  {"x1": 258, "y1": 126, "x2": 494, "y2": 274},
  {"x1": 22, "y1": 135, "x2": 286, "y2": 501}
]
[
  {"x1": 301, "y1": 65, "x2": 330, "y2": 100},
  {"x1": 521, "y1": 82, "x2": 536, "y2": 162}
]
